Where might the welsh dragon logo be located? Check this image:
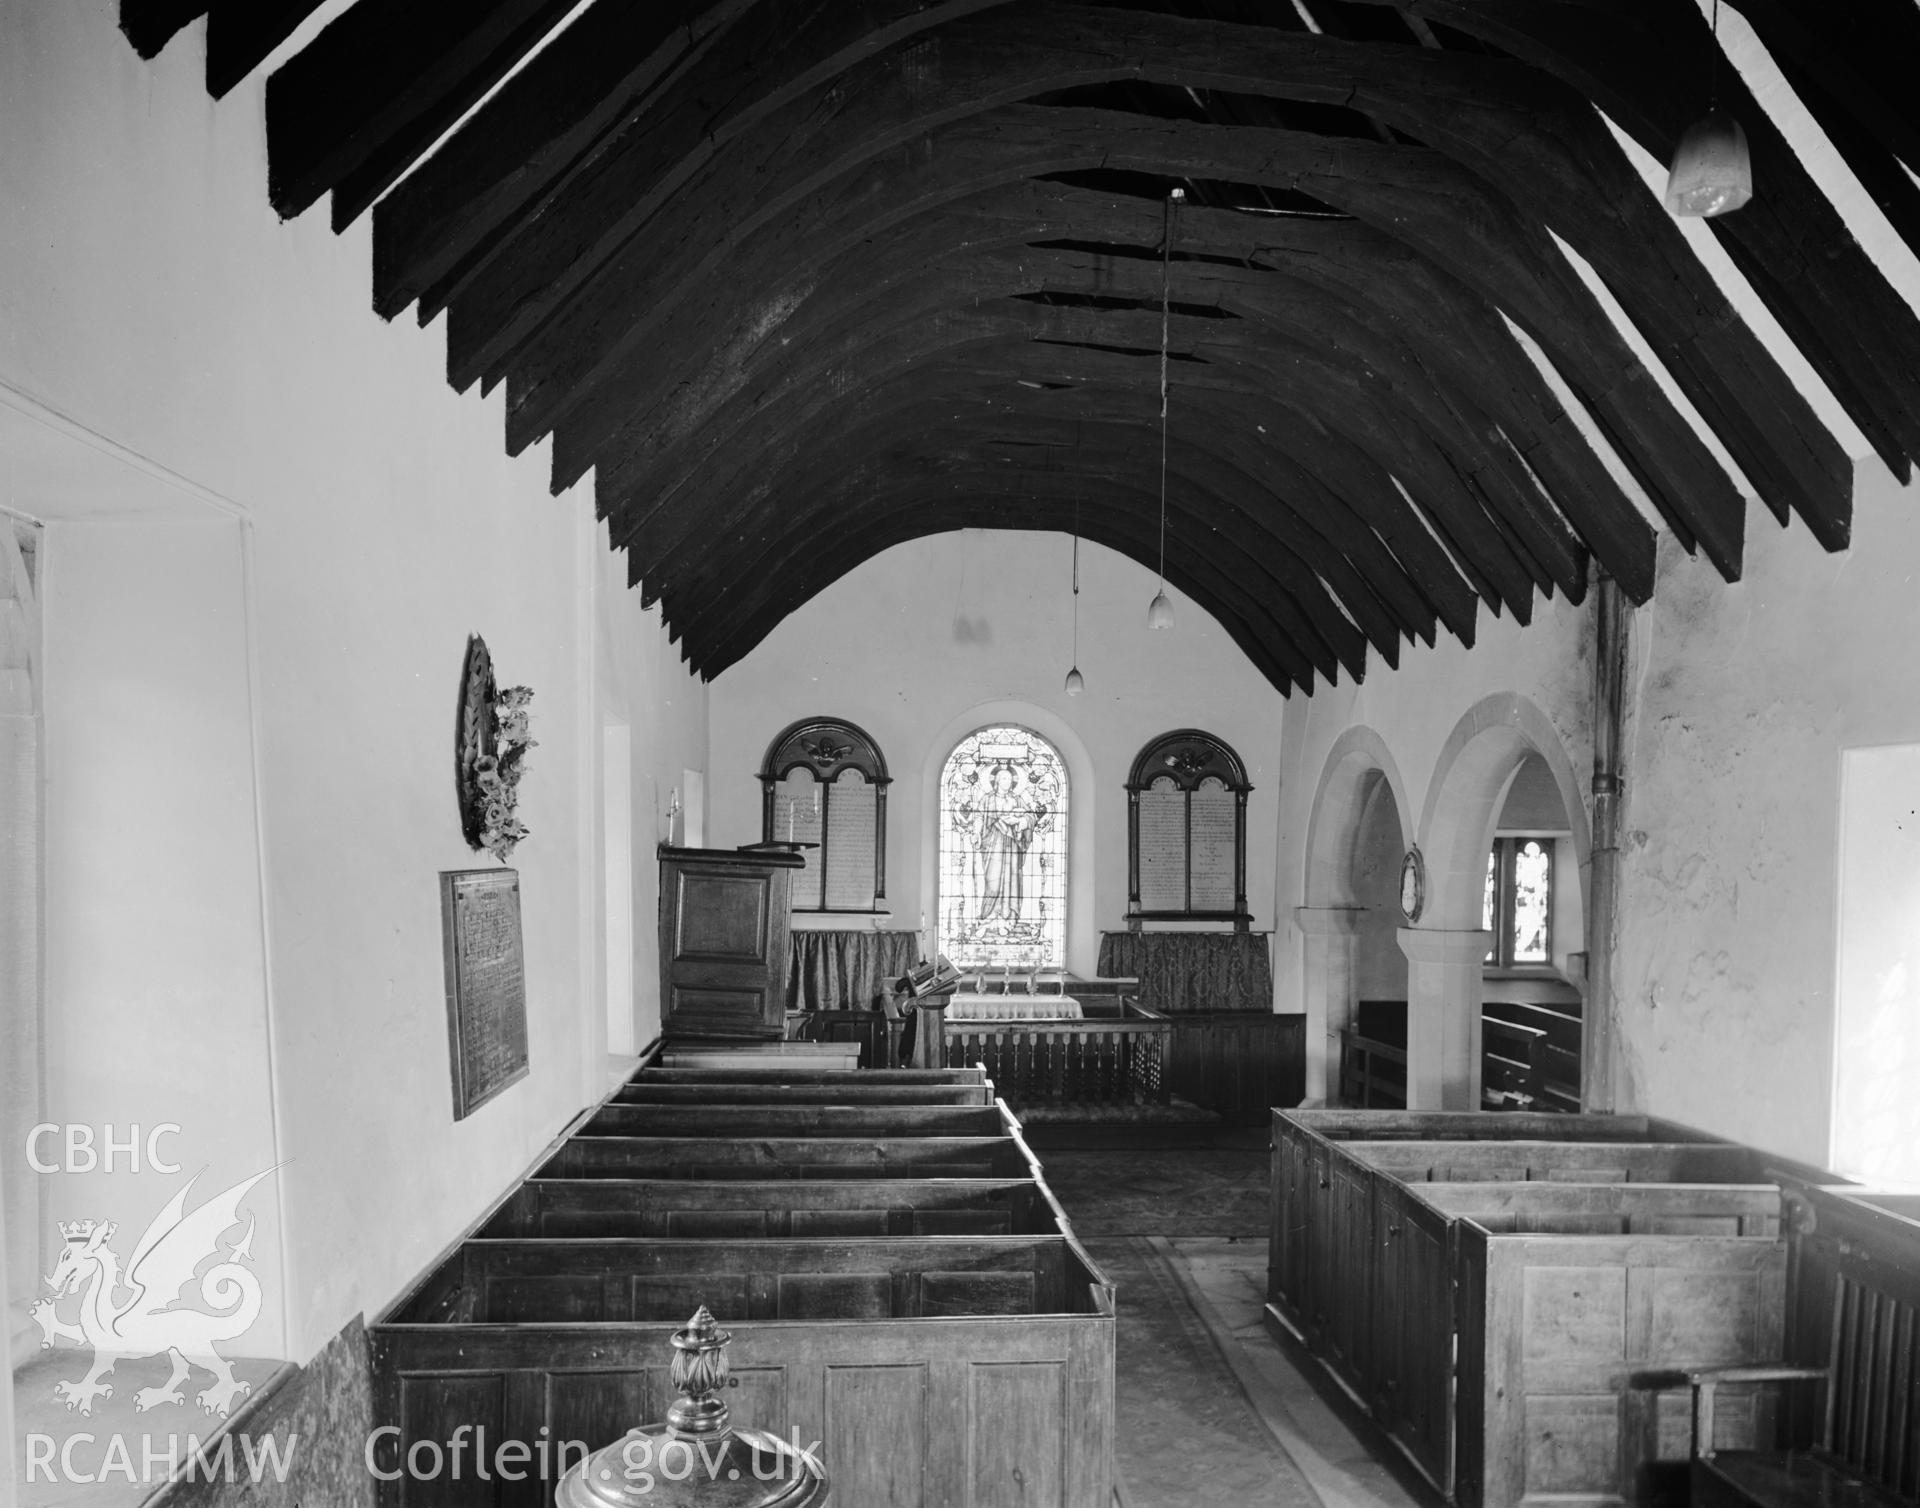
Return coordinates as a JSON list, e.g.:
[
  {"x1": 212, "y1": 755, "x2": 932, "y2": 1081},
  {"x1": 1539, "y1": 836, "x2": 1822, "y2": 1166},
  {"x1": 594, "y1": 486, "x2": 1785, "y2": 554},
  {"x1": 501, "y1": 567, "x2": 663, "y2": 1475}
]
[{"x1": 32, "y1": 1169, "x2": 271, "y2": 1419}]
